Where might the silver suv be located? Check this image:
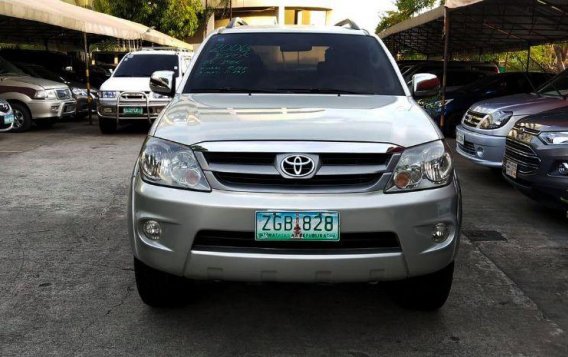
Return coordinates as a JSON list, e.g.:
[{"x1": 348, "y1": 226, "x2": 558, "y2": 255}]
[{"x1": 129, "y1": 22, "x2": 461, "y2": 310}]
